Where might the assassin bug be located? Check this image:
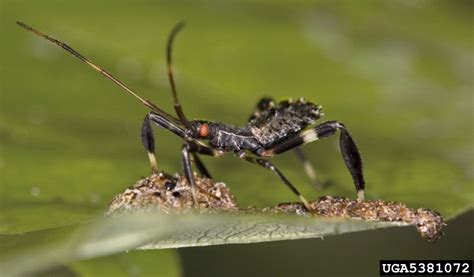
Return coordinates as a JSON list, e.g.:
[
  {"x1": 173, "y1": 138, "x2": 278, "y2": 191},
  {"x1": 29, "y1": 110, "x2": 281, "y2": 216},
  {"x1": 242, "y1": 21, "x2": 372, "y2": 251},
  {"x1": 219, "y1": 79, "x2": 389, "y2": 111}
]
[{"x1": 17, "y1": 21, "x2": 365, "y2": 210}]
